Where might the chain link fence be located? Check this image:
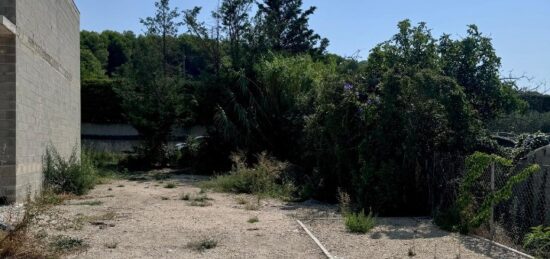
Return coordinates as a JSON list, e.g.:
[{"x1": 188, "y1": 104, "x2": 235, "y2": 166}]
[{"x1": 429, "y1": 149, "x2": 550, "y2": 257}]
